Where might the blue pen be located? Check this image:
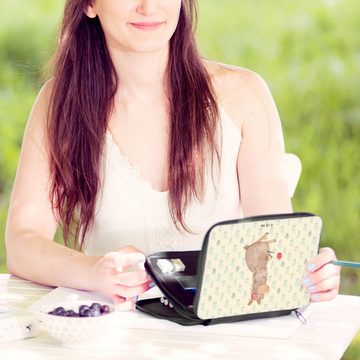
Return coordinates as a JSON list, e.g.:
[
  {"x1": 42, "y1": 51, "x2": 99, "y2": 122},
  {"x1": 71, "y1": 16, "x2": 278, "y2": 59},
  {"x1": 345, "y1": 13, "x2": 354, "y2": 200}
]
[{"x1": 330, "y1": 260, "x2": 360, "y2": 268}]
